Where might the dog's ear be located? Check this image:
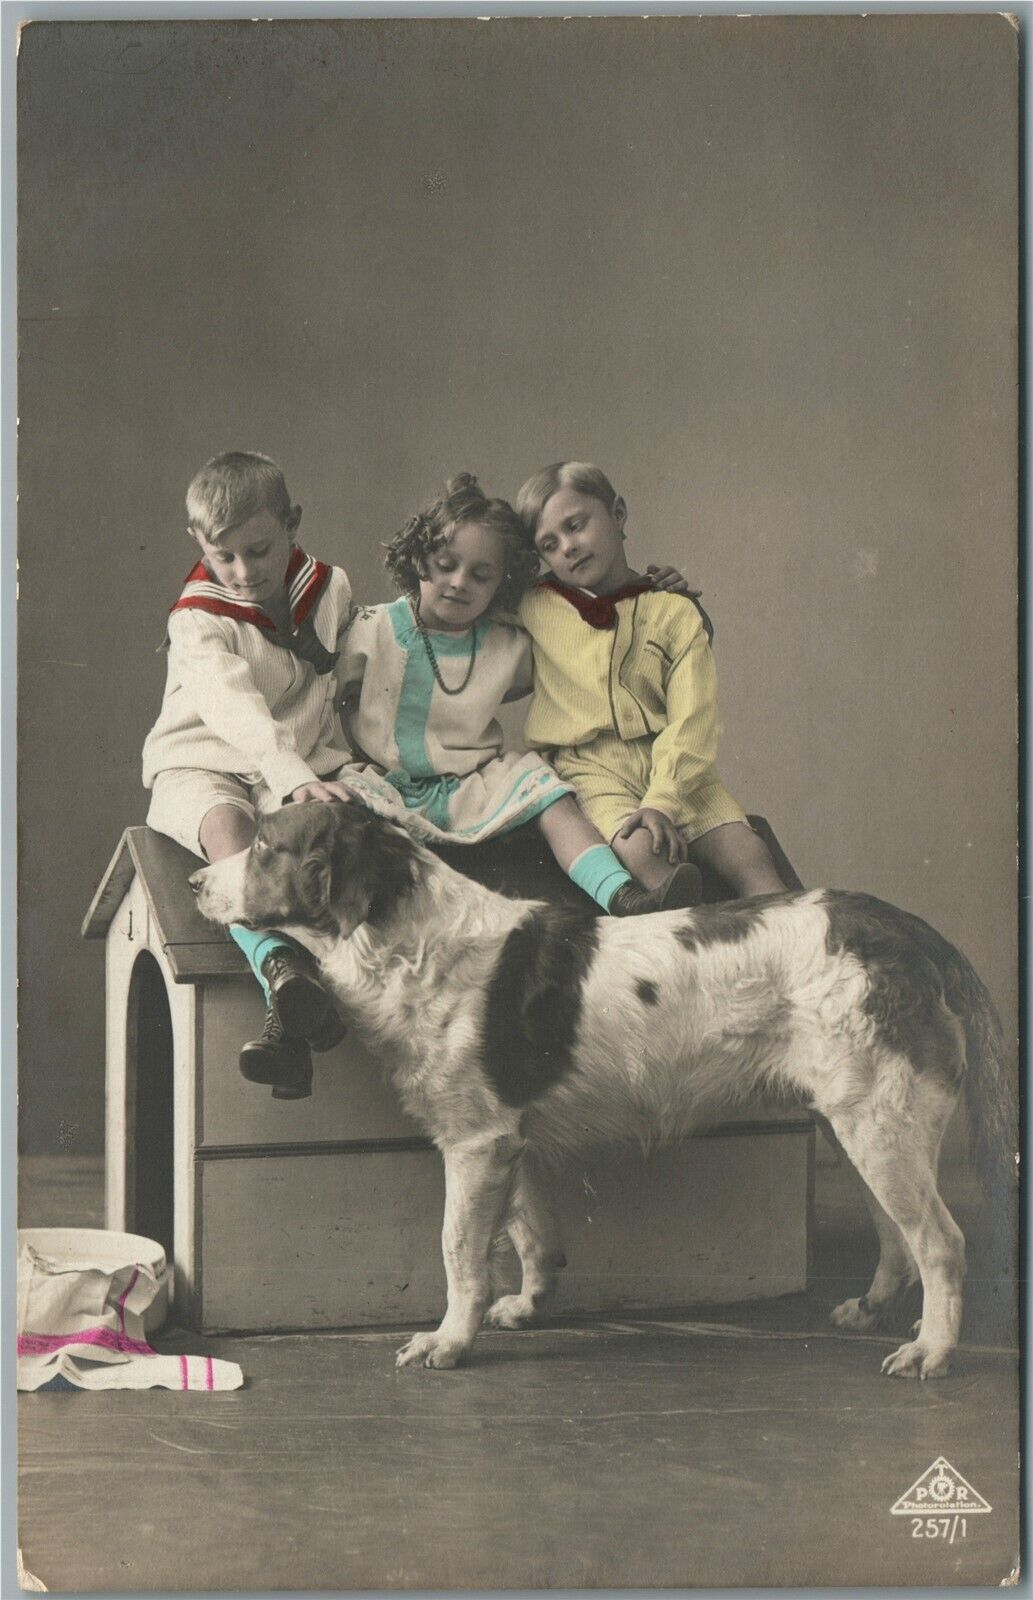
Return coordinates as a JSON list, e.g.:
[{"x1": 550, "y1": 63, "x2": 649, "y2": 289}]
[
  {"x1": 298, "y1": 850, "x2": 334, "y2": 926},
  {"x1": 324, "y1": 803, "x2": 376, "y2": 938},
  {"x1": 323, "y1": 800, "x2": 417, "y2": 937},
  {"x1": 328, "y1": 855, "x2": 374, "y2": 939}
]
